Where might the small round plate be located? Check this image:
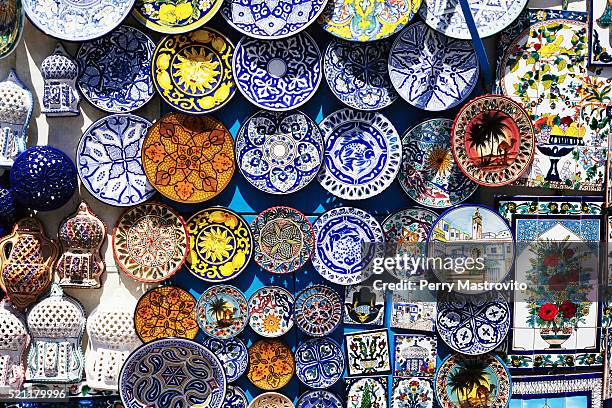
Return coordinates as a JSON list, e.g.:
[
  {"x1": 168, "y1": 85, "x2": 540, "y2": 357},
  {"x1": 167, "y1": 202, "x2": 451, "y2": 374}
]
[
  {"x1": 312, "y1": 207, "x2": 384, "y2": 285},
  {"x1": 133, "y1": 0, "x2": 222, "y2": 33},
  {"x1": 297, "y1": 390, "x2": 343, "y2": 408},
  {"x1": 294, "y1": 285, "x2": 342, "y2": 336},
  {"x1": 220, "y1": 0, "x2": 328, "y2": 39},
  {"x1": 112, "y1": 203, "x2": 189, "y2": 283},
  {"x1": 249, "y1": 392, "x2": 295, "y2": 408},
  {"x1": 248, "y1": 286, "x2": 294, "y2": 338},
  {"x1": 152, "y1": 28, "x2": 236, "y2": 114},
  {"x1": 319, "y1": 0, "x2": 421, "y2": 41},
  {"x1": 77, "y1": 114, "x2": 154, "y2": 207},
  {"x1": 77, "y1": 26, "x2": 155, "y2": 113},
  {"x1": 247, "y1": 339, "x2": 295, "y2": 391},
  {"x1": 347, "y1": 378, "x2": 387, "y2": 407},
  {"x1": 451, "y1": 95, "x2": 535, "y2": 187},
  {"x1": 389, "y1": 22, "x2": 479, "y2": 111},
  {"x1": 317, "y1": 109, "x2": 401, "y2": 200},
  {"x1": 202, "y1": 337, "x2": 249, "y2": 383},
  {"x1": 398, "y1": 119, "x2": 478, "y2": 208},
  {"x1": 196, "y1": 285, "x2": 249, "y2": 339},
  {"x1": 295, "y1": 337, "x2": 344, "y2": 388},
  {"x1": 186, "y1": 208, "x2": 253, "y2": 282},
  {"x1": 324, "y1": 39, "x2": 398, "y2": 111},
  {"x1": 251, "y1": 207, "x2": 315, "y2": 274},
  {"x1": 141, "y1": 113, "x2": 235, "y2": 203},
  {"x1": 233, "y1": 33, "x2": 322, "y2": 111},
  {"x1": 235, "y1": 110, "x2": 324, "y2": 194},
  {"x1": 119, "y1": 338, "x2": 226, "y2": 408},
  {"x1": 24, "y1": 0, "x2": 134, "y2": 41},
  {"x1": 133, "y1": 286, "x2": 198, "y2": 342},
  {"x1": 224, "y1": 386, "x2": 249, "y2": 408}
]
